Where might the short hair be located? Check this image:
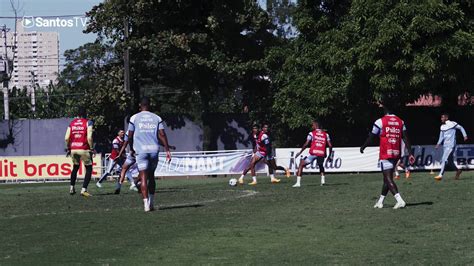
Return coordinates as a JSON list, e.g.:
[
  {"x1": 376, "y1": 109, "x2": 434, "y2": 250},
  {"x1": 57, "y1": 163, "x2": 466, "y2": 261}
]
[
  {"x1": 77, "y1": 106, "x2": 87, "y2": 117},
  {"x1": 140, "y1": 97, "x2": 151, "y2": 108},
  {"x1": 380, "y1": 94, "x2": 397, "y2": 113},
  {"x1": 262, "y1": 122, "x2": 270, "y2": 128},
  {"x1": 441, "y1": 112, "x2": 449, "y2": 118},
  {"x1": 118, "y1": 129, "x2": 124, "y2": 134},
  {"x1": 312, "y1": 119, "x2": 322, "y2": 128},
  {"x1": 252, "y1": 124, "x2": 259, "y2": 129}
]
